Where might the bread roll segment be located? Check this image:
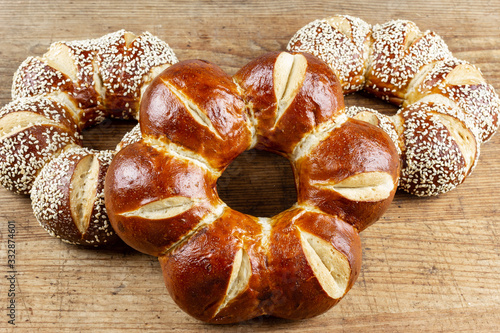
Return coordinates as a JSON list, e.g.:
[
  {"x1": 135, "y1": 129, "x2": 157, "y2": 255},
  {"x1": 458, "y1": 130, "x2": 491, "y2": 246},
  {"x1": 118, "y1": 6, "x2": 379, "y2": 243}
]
[
  {"x1": 0, "y1": 96, "x2": 82, "y2": 194},
  {"x1": 405, "y1": 57, "x2": 499, "y2": 143},
  {"x1": 266, "y1": 208, "x2": 362, "y2": 320},
  {"x1": 140, "y1": 59, "x2": 252, "y2": 170},
  {"x1": 365, "y1": 20, "x2": 452, "y2": 105},
  {"x1": 296, "y1": 118, "x2": 400, "y2": 231},
  {"x1": 234, "y1": 51, "x2": 344, "y2": 155},
  {"x1": 395, "y1": 102, "x2": 479, "y2": 196},
  {"x1": 104, "y1": 141, "x2": 223, "y2": 257},
  {"x1": 287, "y1": 15, "x2": 372, "y2": 93},
  {"x1": 30, "y1": 147, "x2": 118, "y2": 246}
]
